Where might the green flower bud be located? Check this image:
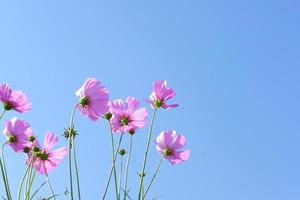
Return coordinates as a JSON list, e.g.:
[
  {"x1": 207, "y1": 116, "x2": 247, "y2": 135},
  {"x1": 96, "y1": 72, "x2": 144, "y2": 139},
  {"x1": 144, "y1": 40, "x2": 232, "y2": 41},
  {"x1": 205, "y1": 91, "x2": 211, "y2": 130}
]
[
  {"x1": 23, "y1": 147, "x2": 30, "y2": 154},
  {"x1": 104, "y1": 112, "x2": 112, "y2": 120},
  {"x1": 119, "y1": 148, "x2": 126, "y2": 156}
]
